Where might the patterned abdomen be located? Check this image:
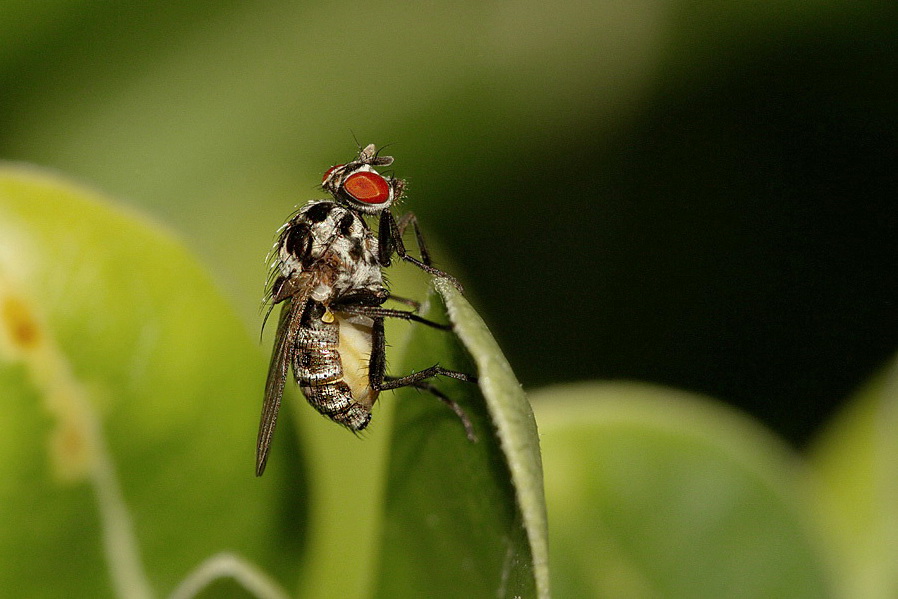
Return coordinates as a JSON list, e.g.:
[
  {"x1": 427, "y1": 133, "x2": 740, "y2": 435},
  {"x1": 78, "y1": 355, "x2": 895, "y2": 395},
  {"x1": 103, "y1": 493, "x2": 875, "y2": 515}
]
[{"x1": 294, "y1": 304, "x2": 373, "y2": 431}]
